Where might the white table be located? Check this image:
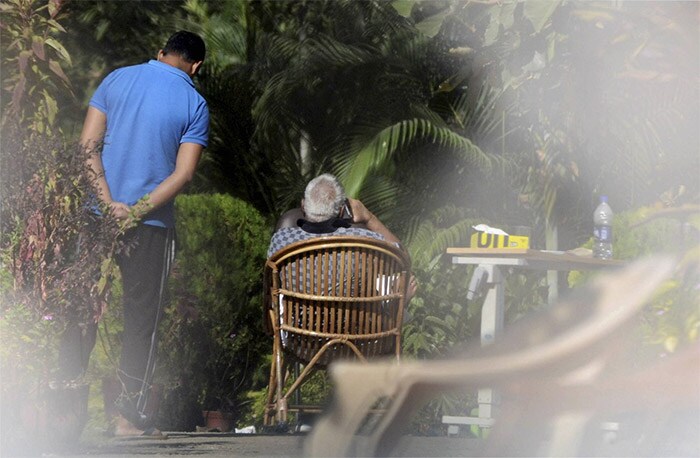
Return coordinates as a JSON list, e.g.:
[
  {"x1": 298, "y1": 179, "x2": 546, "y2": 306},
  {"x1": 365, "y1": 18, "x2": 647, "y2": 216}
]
[{"x1": 442, "y1": 248, "x2": 625, "y2": 431}]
